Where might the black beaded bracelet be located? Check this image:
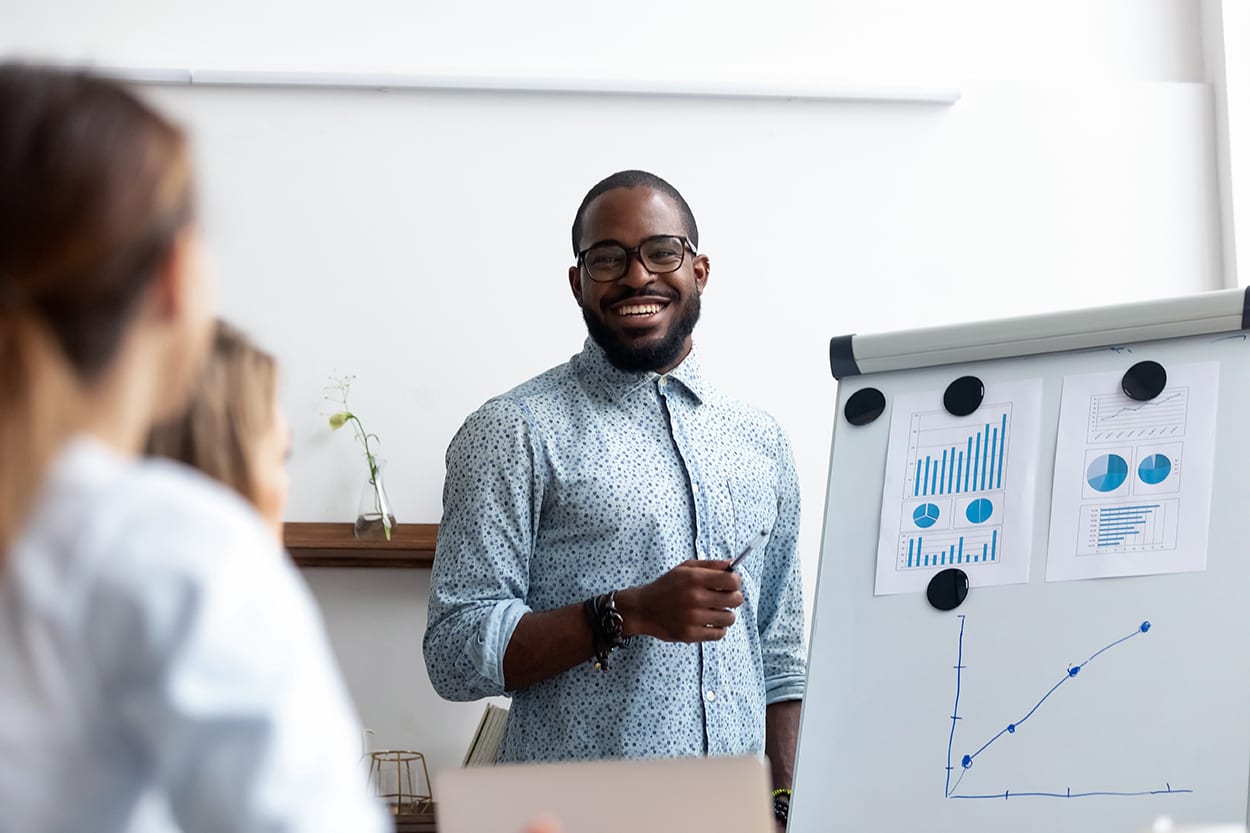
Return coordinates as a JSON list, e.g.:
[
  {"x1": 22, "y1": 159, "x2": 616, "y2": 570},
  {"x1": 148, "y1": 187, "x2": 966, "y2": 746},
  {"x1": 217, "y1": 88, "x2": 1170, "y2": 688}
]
[
  {"x1": 583, "y1": 591, "x2": 626, "y2": 670},
  {"x1": 772, "y1": 789, "x2": 792, "y2": 824}
]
